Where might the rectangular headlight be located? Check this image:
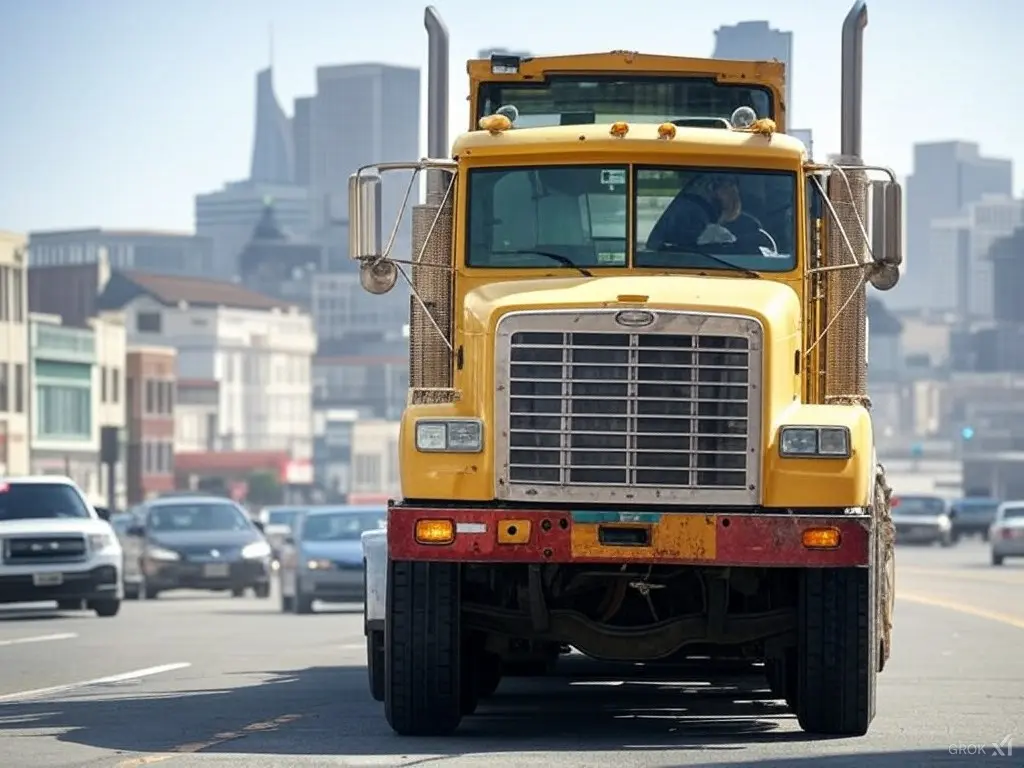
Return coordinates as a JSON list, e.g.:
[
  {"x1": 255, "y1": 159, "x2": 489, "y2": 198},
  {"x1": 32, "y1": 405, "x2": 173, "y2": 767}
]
[
  {"x1": 779, "y1": 426, "x2": 851, "y2": 458},
  {"x1": 415, "y1": 419, "x2": 483, "y2": 453}
]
